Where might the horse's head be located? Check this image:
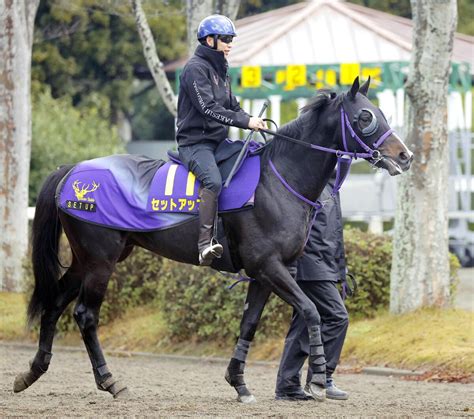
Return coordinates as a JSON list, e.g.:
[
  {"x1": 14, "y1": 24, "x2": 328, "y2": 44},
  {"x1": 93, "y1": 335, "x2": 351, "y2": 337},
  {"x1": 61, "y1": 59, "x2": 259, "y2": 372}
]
[{"x1": 342, "y1": 77, "x2": 413, "y2": 175}]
